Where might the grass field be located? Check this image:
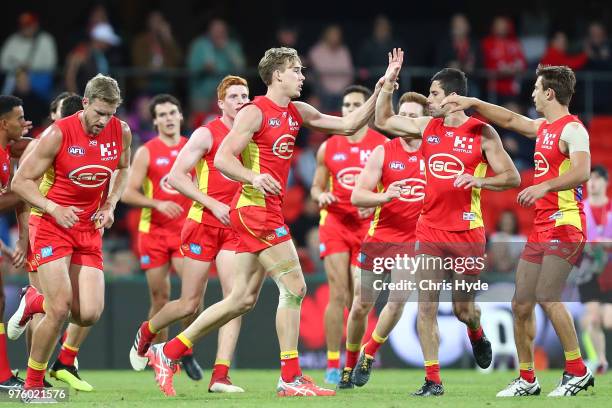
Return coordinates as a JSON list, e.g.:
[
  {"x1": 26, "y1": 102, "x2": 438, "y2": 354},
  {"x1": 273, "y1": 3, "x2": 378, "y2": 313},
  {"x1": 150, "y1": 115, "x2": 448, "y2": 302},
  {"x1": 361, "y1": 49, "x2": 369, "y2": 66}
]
[{"x1": 9, "y1": 369, "x2": 609, "y2": 407}]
